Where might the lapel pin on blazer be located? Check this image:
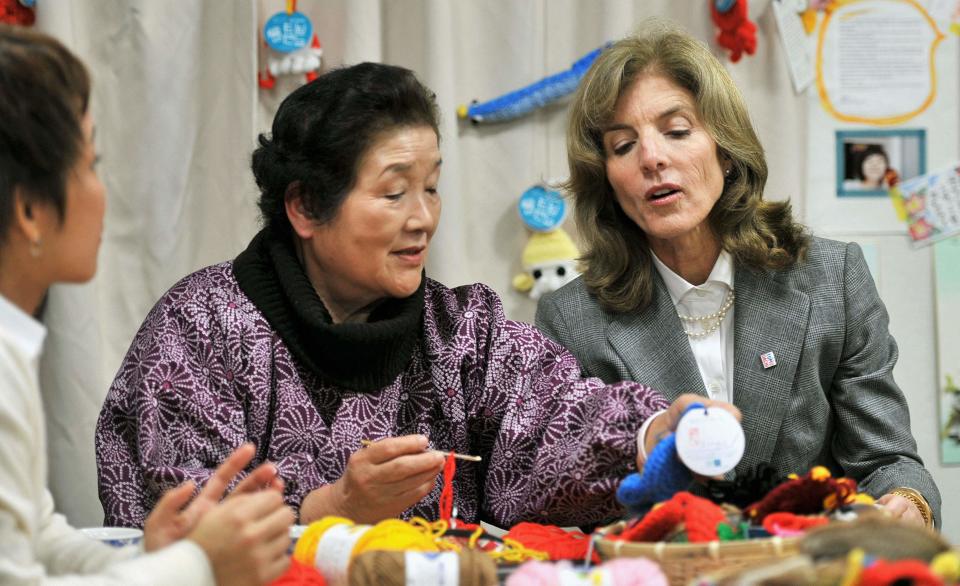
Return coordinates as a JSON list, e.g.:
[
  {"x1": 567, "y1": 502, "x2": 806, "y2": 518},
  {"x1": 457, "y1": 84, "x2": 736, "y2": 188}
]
[{"x1": 760, "y1": 351, "x2": 777, "y2": 369}]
